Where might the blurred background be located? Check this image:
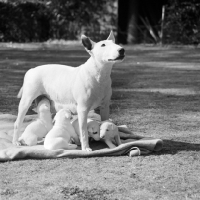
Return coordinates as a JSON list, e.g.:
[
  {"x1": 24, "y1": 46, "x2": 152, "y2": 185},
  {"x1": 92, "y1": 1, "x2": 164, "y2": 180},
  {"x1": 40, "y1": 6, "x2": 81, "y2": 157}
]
[{"x1": 0, "y1": 0, "x2": 199, "y2": 45}]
